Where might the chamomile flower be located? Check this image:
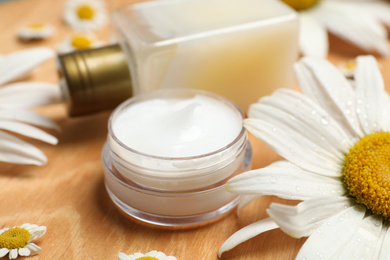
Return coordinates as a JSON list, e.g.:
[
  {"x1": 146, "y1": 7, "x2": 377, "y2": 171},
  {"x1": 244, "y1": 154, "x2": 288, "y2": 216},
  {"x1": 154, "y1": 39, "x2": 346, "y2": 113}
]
[
  {"x1": 118, "y1": 250, "x2": 177, "y2": 260},
  {"x1": 57, "y1": 32, "x2": 103, "y2": 54},
  {"x1": 218, "y1": 55, "x2": 390, "y2": 259},
  {"x1": 63, "y1": 0, "x2": 107, "y2": 31},
  {"x1": 17, "y1": 23, "x2": 54, "y2": 41},
  {"x1": 0, "y1": 47, "x2": 61, "y2": 165},
  {"x1": 337, "y1": 59, "x2": 357, "y2": 79},
  {"x1": 0, "y1": 223, "x2": 46, "y2": 259},
  {"x1": 280, "y1": 0, "x2": 390, "y2": 57}
]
